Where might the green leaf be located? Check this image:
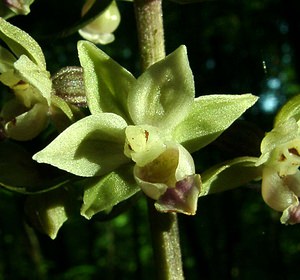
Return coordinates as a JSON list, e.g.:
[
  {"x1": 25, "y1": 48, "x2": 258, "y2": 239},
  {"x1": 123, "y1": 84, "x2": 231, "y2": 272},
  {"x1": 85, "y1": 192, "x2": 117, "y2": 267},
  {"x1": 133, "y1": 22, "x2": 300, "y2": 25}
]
[
  {"x1": 128, "y1": 45, "x2": 194, "y2": 129},
  {"x1": 274, "y1": 94, "x2": 300, "y2": 126},
  {"x1": 14, "y1": 55, "x2": 51, "y2": 105},
  {"x1": 80, "y1": 164, "x2": 140, "y2": 219},
  {"x1": 78, "y1": 40, "x2": 135, "y2": 120},
  {"x1": 0, "y1": 18, "x2": 46, "y2": 69},
  {"x1": 200, "y1": 156, "x2": 262, "y2": 196},
  {"x1": 33, "y1": 113, "x2": 130, "y2": 177},
  {"x1": 25, "y1": 187, "x2": 74, "y2": 239},
  {"x1": 173, "y1": 94, "x2": 258, "y2": 153},
  {"x1": 0, "y1": 140, "x2": 70, "y2": 194}
]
